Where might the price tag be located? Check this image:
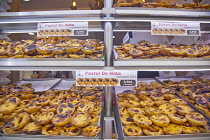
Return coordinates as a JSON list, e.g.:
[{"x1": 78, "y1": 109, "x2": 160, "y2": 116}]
[
  {"x1": 151, "y1": 22, "x2": 200, "y2": 36},
  {"x1": 37, "y1": 22, "x2": 88, "y2": 37},
  {"x1": 76, "y1": 70, "x2": 137, "y2": 86}
]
